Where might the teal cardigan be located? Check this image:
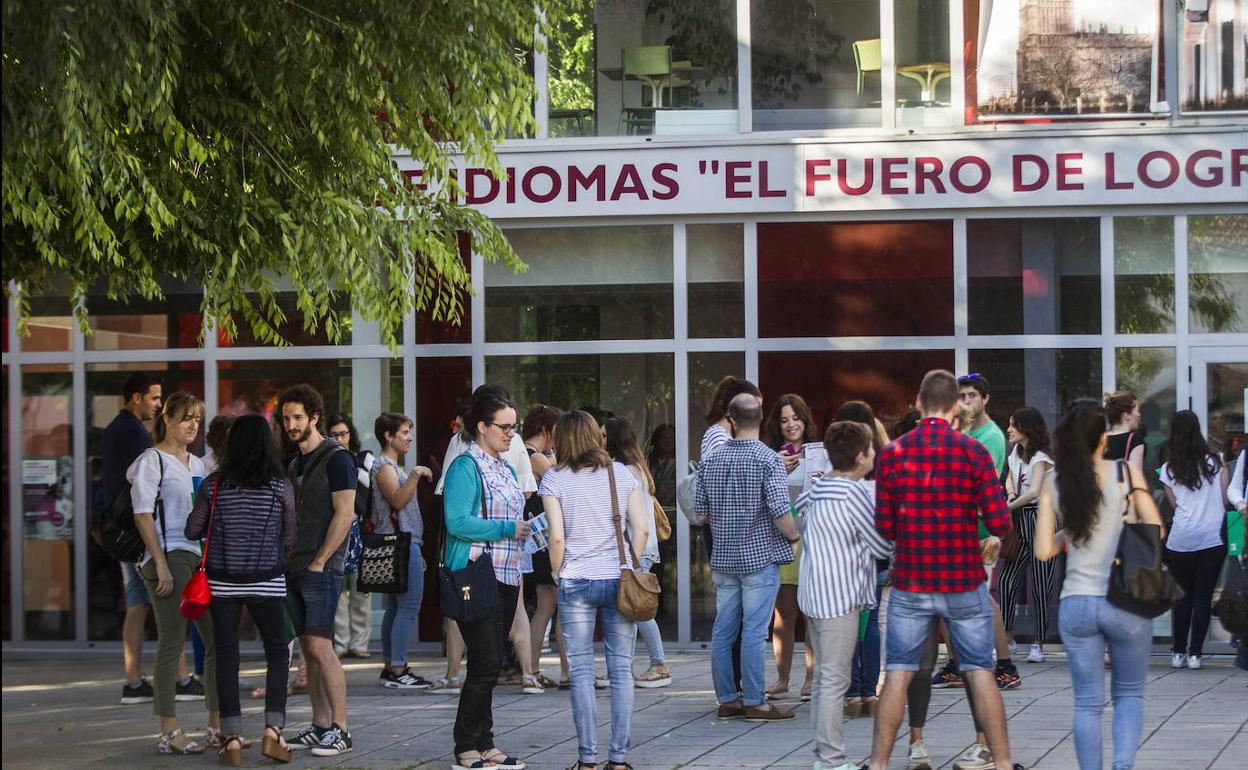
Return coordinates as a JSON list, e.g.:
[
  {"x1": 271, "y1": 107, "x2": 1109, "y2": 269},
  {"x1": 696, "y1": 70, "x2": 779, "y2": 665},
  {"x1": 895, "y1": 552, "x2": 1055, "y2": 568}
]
[{"x1": 441, "y1": 452, "x2": 519, "y2": 571}]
